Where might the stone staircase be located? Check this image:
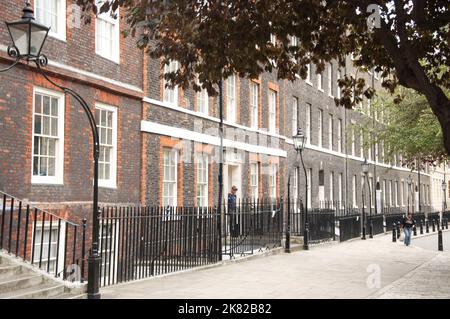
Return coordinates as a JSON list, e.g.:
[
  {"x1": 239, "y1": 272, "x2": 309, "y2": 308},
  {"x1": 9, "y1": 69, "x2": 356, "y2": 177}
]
[{"x1": 0, "y1": 253, "x2": 86, "y2": 299}]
